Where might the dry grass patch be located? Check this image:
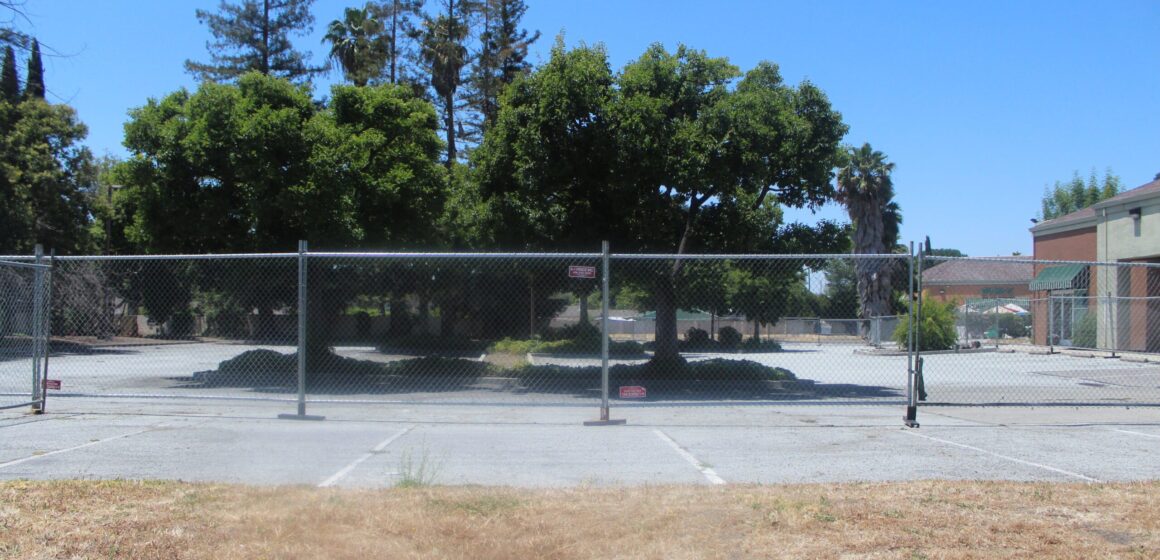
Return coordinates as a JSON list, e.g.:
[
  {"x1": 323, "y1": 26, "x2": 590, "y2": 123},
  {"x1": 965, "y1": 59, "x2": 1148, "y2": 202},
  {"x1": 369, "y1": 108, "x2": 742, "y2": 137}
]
[{"x1": 1, "y1": 480, "x2": 1158, "y2": 559}]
